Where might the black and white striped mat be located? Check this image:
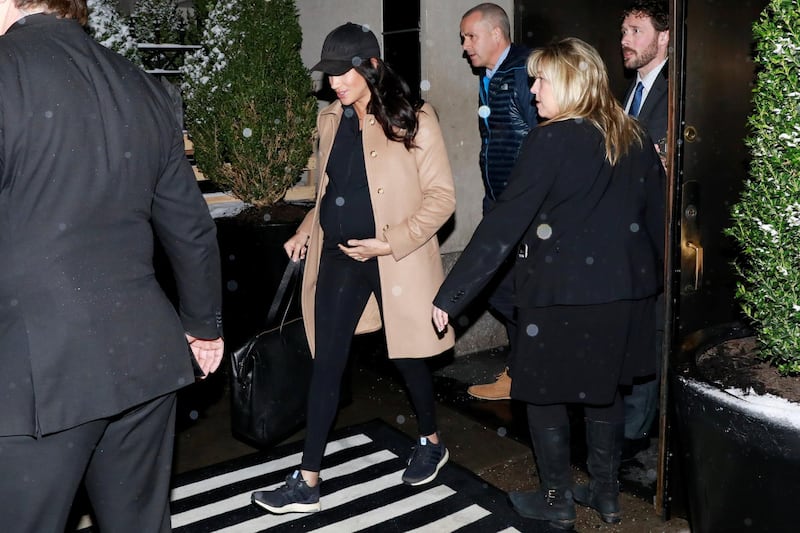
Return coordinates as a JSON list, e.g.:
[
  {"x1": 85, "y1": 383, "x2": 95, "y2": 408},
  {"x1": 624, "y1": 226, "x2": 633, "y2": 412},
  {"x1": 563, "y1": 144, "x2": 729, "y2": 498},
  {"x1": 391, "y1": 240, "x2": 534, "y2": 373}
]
[{"x1": 79, "y1": 420, "x2": 546, "y2": 532}]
